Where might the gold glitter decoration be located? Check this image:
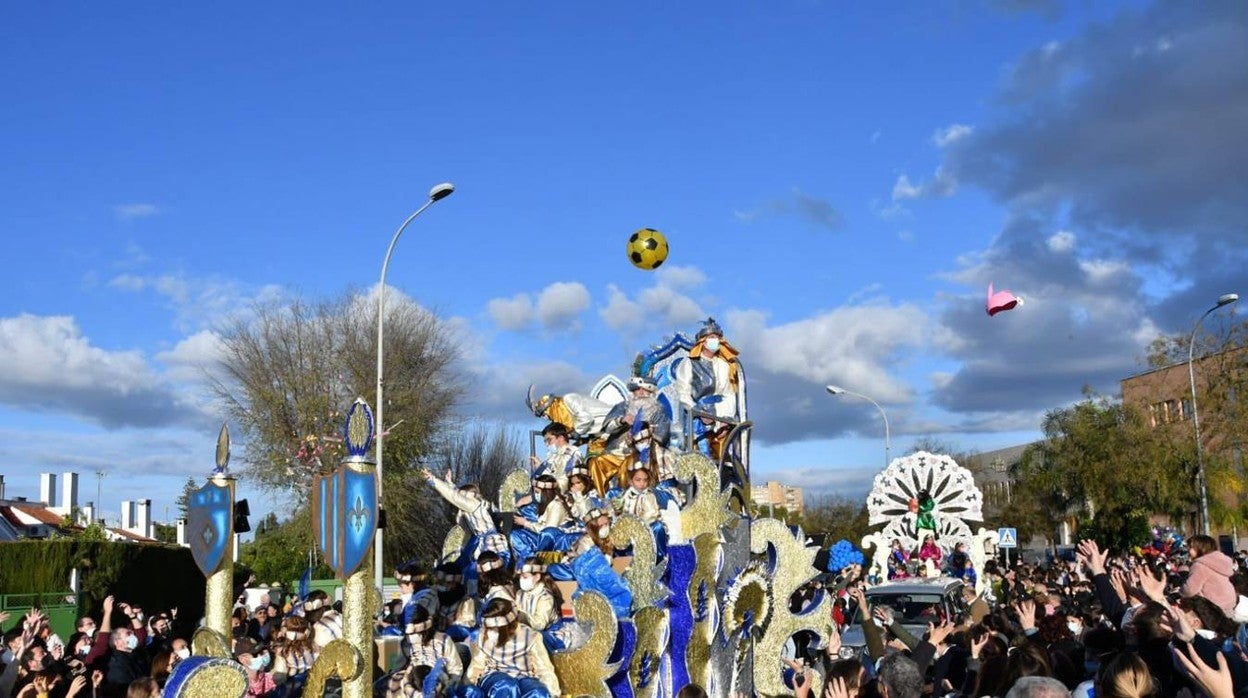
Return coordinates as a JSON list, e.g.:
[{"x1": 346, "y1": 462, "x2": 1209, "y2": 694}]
[
  {"x1": 497, "y1": 468, "x2": 532, "y2": 512},
  {"x1": 721, "y1": 563, "x2": 770, "y2": 639},
  {"x1": 202, "y1": 472, "x2": 235, "y2": 644},
  {"x1": 750, "y1": 518, "x2": 833, "y2": 698},
  {"x1": 607, "y1": 514, "x2": 667, "y2": 611},
  {"x1": 440, "y1": 525, "x2": 466, "y2": 565},
  {"x1": 629, "y1": 606, "x2": 669, "y2": 698},
  {"x1": 176, "y1": 659, "x2": 247, "y2": 698},
  {"x1": 190, "y1": 627, "x2": 230, "y2": 658},
  {"x1": 215, "y1": 423, "x2": 230, "y2": 471},
  {"x1": 346, "y1": 399, "x2": 372, "y2": 456},
  {"x1": 674, "y1": 452, "x2": 732, "y2": 540},
  {"x1": 305, "y1": 639, "x2": 364, "y2": 698},
  {"x1": 340, "y1": 557, "x2": 373, "y2": 698},
  {"x1": 685, "y1": 531, "x2": 722, "y2": 691},
  {"x1": 550, "y1": 591, "x2": 620, "y2": 698}
]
